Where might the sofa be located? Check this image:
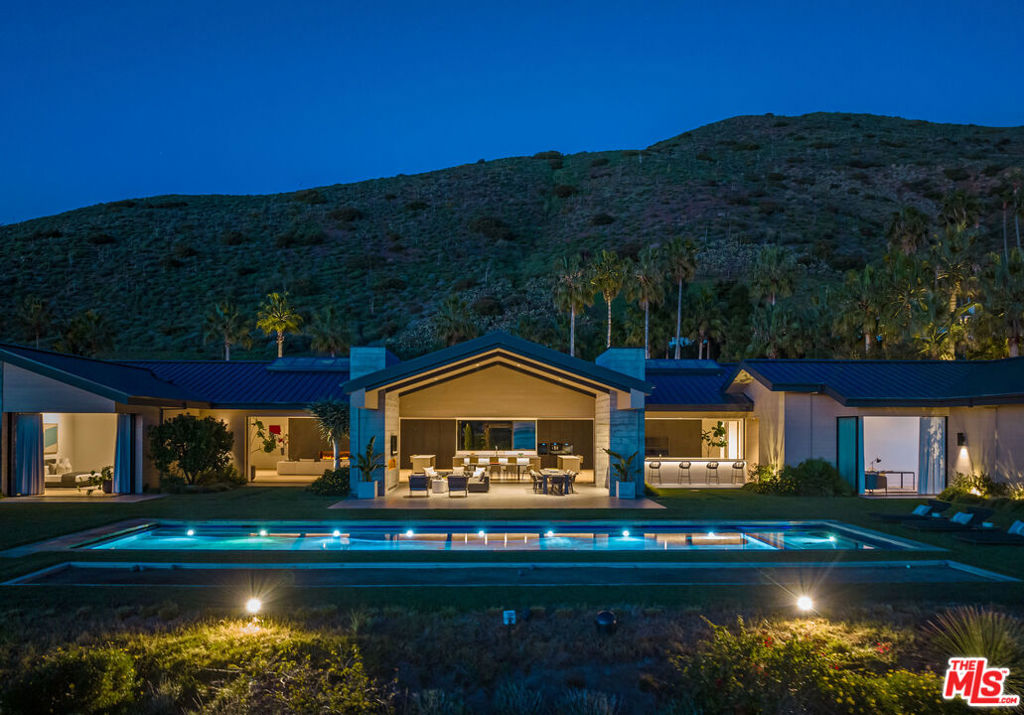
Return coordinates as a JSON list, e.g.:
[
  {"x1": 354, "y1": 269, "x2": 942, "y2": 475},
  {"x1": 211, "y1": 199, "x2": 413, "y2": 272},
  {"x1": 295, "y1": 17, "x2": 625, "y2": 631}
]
[{"x1": 276, "y1": 459, "x2": 330, "y2": 476}]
